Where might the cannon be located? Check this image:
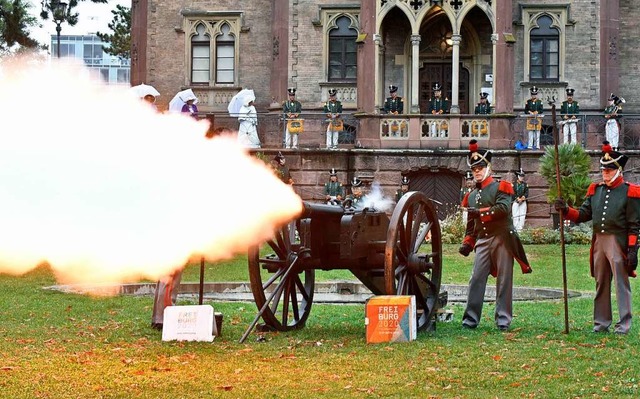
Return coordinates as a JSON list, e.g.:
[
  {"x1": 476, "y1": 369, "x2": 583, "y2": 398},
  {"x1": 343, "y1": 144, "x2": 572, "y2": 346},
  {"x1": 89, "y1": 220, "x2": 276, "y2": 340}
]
[{"x1": 242, "y1": 191, "x2": 446, "y2": 341}]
